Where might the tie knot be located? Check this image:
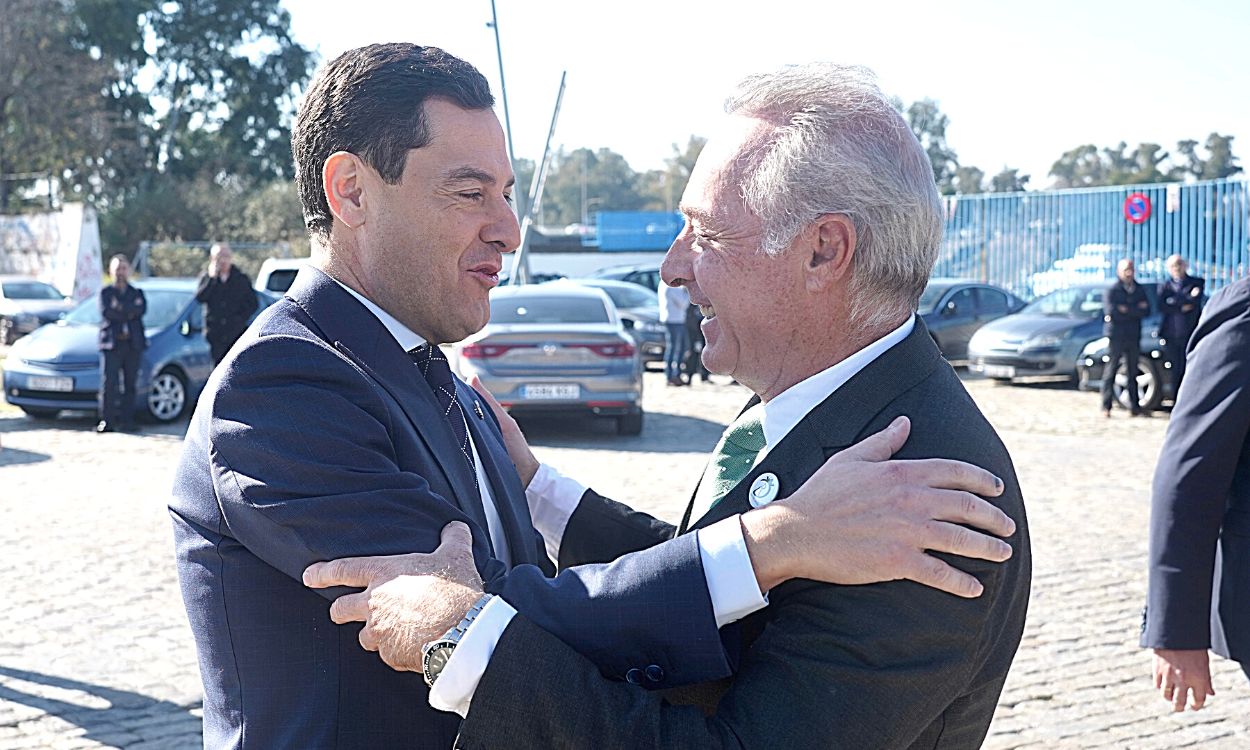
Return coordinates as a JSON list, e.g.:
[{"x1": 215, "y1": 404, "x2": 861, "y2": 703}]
[
  {"x1": 724, "y1": 409, "x2": 766, "y2": 453},
  {"x1": 410, "y1": 344, "x2": 454, "y2": 389}
]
